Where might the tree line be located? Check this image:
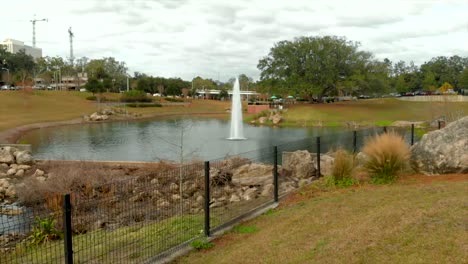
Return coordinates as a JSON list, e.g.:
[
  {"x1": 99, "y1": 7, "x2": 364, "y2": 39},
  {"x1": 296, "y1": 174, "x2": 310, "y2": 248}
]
[
  {"x1": 256, "y1": 36, "x2": 468, "y2": 101},
  {"x1": 2, "y1": 36, "x2": 467, "y2": 100}
]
